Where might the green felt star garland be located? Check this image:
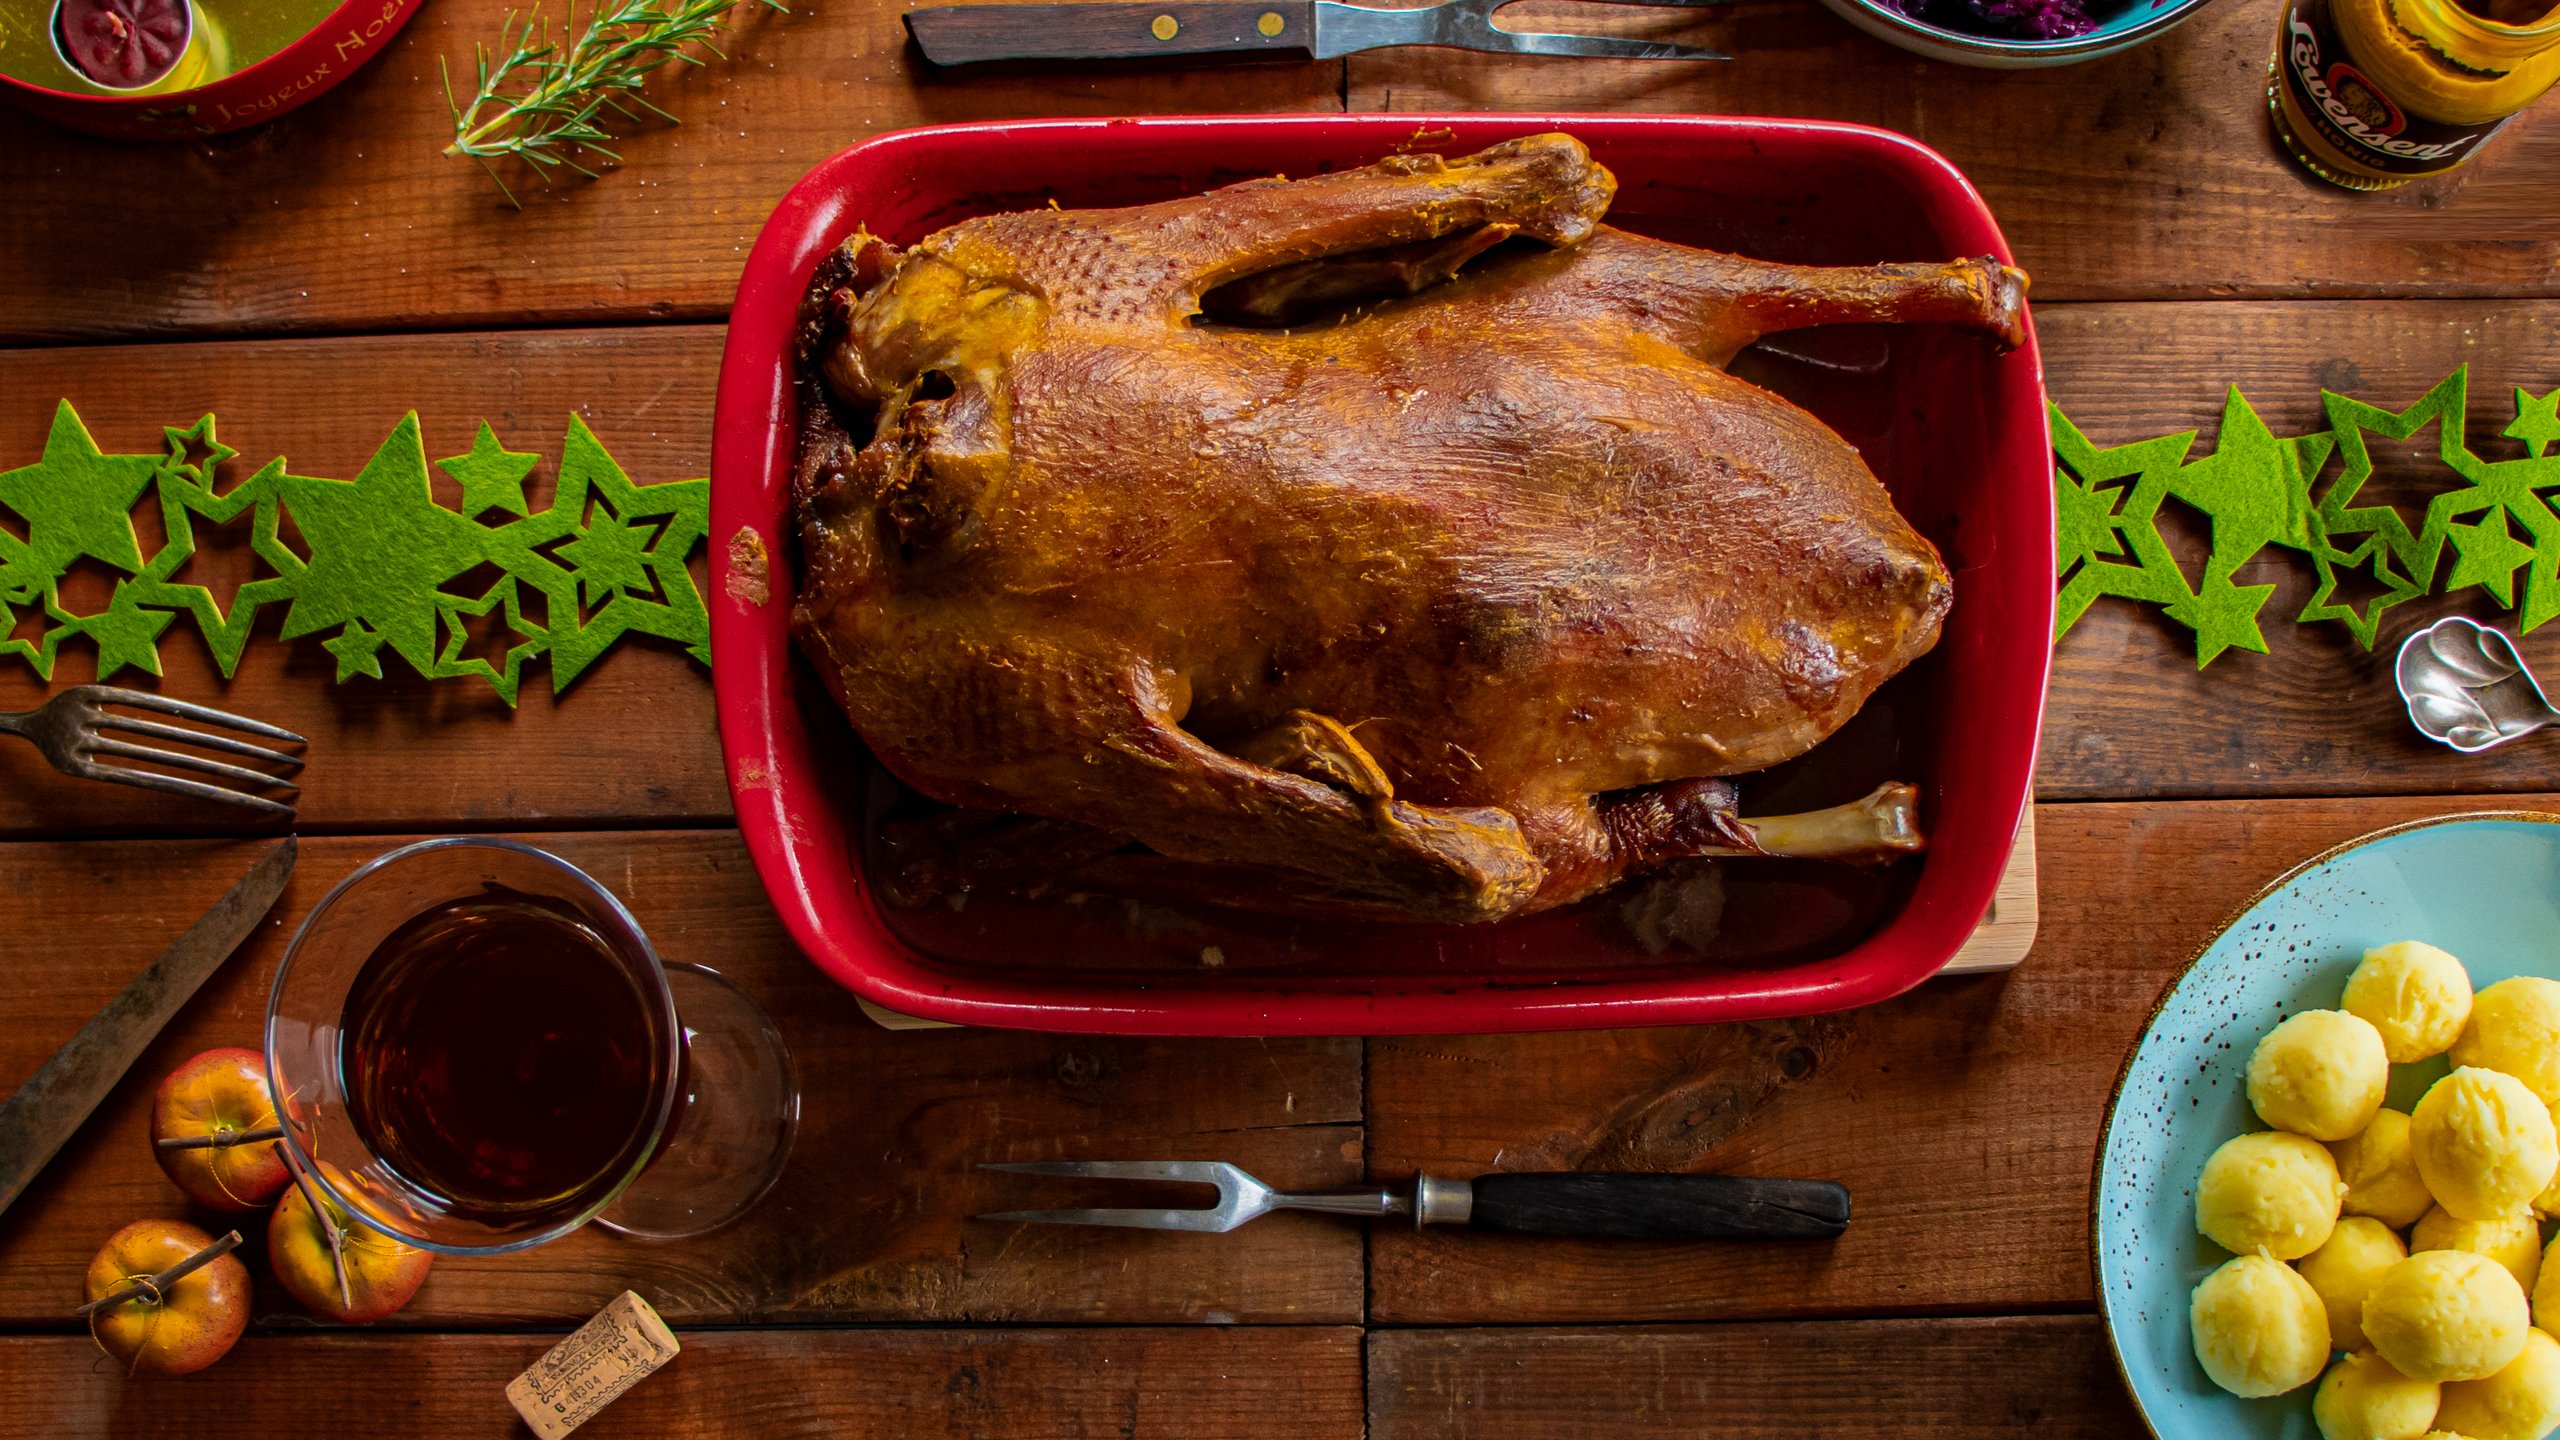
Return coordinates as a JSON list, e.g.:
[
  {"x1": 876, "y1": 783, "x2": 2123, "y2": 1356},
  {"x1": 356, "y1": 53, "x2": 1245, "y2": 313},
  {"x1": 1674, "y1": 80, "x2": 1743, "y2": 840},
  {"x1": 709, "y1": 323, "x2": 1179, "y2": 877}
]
[
  {"x1": 2055, "y1": 367, "x2": 2560, "y2": 666},
  {"x1": 0, "y1": 403, "x2": 709, "y2": 705}
]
